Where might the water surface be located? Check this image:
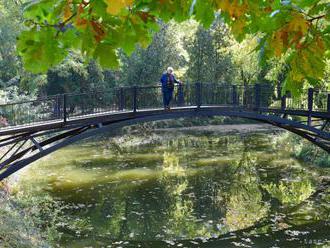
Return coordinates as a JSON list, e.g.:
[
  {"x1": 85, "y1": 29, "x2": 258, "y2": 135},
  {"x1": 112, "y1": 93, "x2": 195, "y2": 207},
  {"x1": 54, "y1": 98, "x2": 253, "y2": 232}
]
[{"x1": 17, "y1": 130, "x2": 330, "y2": 247}]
